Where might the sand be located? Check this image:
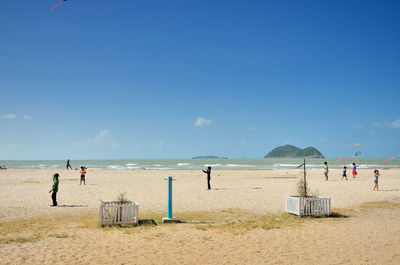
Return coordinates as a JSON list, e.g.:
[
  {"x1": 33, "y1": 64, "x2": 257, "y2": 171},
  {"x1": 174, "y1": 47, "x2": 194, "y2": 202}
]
[{"x1": 0, "y1": 168, "x2": 399, "y2": 264}]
